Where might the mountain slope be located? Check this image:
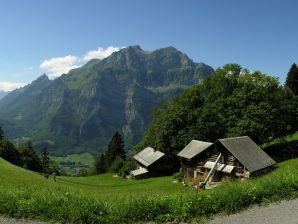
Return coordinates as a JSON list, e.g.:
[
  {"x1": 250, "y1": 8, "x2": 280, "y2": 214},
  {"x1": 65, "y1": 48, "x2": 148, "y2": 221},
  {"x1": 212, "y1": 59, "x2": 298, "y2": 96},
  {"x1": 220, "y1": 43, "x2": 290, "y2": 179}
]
[
  {"x1": 0, "y1": 46, "x2": 213, "y2": 155},
  {"x1": 0, "y1": 91, "x2": 8, "y2": 100}
]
